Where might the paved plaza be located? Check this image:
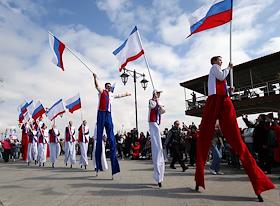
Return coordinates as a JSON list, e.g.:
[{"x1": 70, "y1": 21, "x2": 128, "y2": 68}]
[{"x1": 0, "y1": 157, "x2": 279, "y2": 206}]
